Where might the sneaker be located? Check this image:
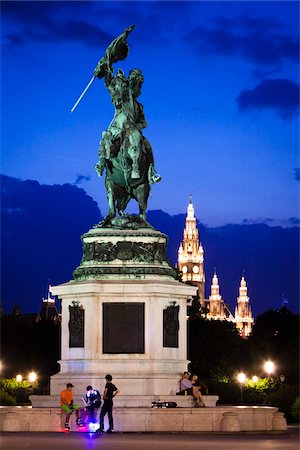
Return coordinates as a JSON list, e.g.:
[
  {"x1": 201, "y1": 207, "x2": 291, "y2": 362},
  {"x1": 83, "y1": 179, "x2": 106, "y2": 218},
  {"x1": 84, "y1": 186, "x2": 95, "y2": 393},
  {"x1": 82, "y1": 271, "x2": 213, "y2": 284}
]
[
  {"x1": 64, "y1": 422, "x2": 70, "y2": 430},
  {"x1": 106, "y1": 429, "x2": 113, "y2": 434}
]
